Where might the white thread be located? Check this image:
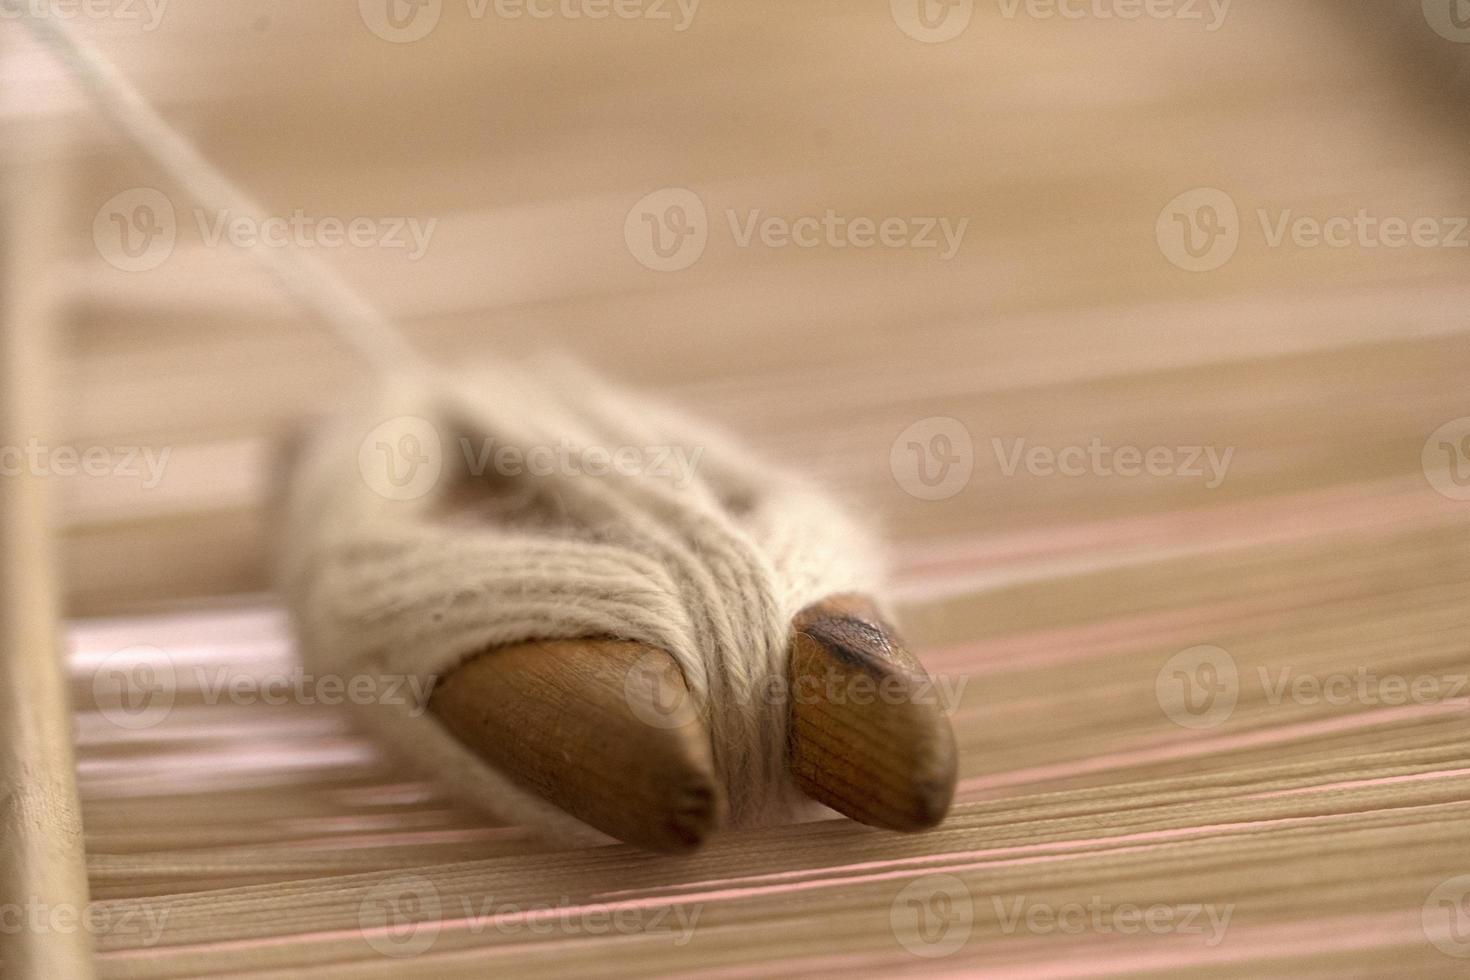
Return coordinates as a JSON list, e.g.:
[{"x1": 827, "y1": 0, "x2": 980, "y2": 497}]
[
  {"x1": 16, "y1": 9, "x2": 886, "y2": 842},
  {"x1": 280, "y1": 368, "x2": 882, "y2": 839},
  {"x1": 8, "y1": 6, "x2": 427, "y2": 379}
]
